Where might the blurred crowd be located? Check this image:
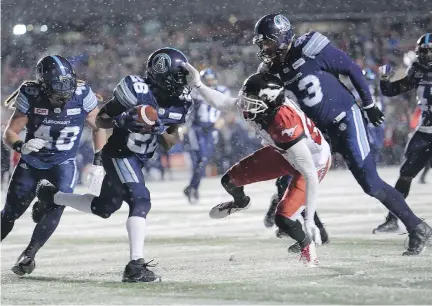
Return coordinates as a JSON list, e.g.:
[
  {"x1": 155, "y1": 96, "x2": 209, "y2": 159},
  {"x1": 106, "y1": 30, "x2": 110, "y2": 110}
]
[{"x1": 1, "y1": 15, "x2": 431, "y2": 183}]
